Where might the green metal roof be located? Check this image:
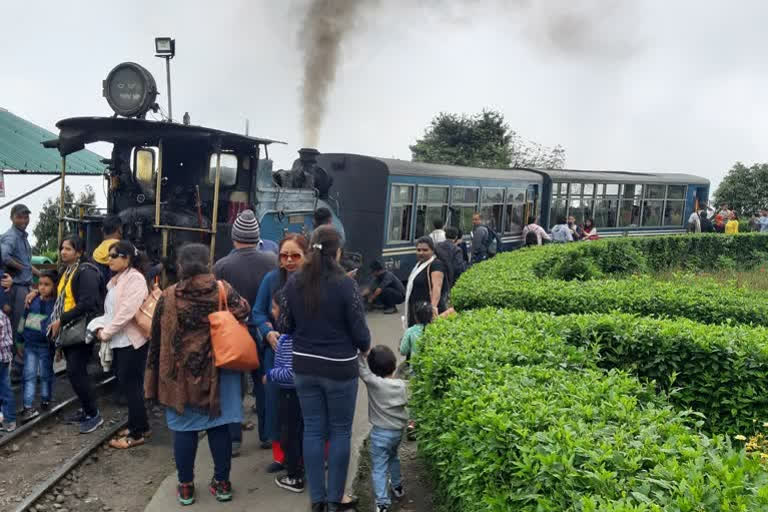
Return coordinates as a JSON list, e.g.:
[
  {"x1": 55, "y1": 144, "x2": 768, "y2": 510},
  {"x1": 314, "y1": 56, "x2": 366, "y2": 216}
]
[{"x1": 0, "y1": 107, "x2": 106, "y2": 175}]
